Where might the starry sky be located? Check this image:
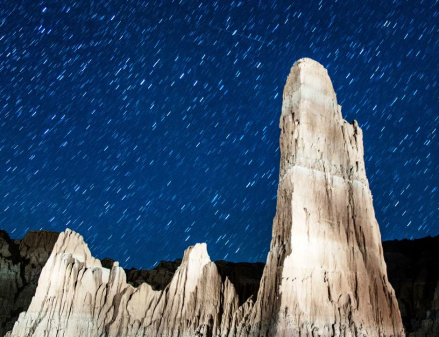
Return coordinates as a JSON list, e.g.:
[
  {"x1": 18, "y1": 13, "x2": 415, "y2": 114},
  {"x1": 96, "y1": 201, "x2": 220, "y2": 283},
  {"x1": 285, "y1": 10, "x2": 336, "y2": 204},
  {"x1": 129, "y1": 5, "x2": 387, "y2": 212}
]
[{"x1": 1, "y1": 0, "x2": 438, "y2": 268}]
